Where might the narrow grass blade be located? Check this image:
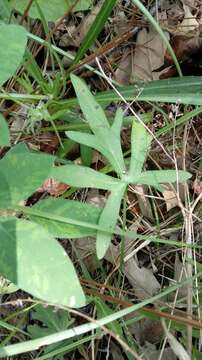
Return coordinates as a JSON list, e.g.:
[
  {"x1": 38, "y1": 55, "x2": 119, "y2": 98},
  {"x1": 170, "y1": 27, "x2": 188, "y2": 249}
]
[
  {"x1": 55, "y1": 77, "x2": 202, "y2": 109},
  {"x1": 73, "y1": 0, "x2": 117, "y2": 64}
]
